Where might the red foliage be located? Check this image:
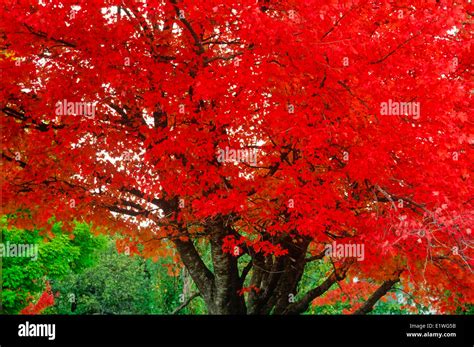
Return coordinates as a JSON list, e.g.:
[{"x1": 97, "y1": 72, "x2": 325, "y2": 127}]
[
  {"x1": 20, "y1": 283, "x2": 55, "y2": 315},
  {"x1": 115, "y1": 238, "x2": 140, "y2": 256},
  {"x1": 238, "y1": 285, "x2": 261, "y2": 296},
  {"x1": 2, "y1": 0, "x2": 473, "y2": 312}
]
